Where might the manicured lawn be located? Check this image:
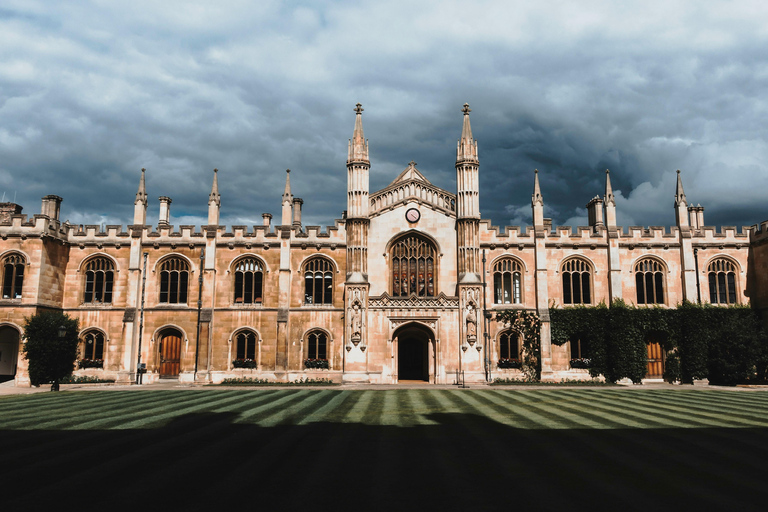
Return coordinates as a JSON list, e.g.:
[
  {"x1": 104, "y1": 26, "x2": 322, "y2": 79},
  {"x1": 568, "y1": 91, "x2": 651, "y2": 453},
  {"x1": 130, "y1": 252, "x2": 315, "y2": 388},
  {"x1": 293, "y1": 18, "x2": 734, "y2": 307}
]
[{"x1": 1, "y1": 388, "x2": 767, "y2": 510}]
